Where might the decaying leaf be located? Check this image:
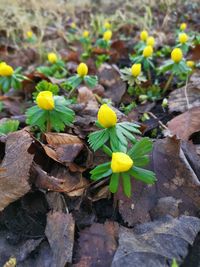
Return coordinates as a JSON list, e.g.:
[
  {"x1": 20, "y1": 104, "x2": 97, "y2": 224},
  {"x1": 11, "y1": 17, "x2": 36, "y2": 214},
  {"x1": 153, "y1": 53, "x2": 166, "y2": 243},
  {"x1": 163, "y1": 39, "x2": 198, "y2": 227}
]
[
  {"x1": 111, "y1": 215, "x2": 200, "y2": 267},
  {"x1": 97, "y1": 63, "x2": 126, "y2": 104},
  {"x1": 42, "y1": 132, "x2": 84, "y2": 165},
  {"x1": 168, "y1": 71, "x2": 200, "y2": 113},
  {"x1": 118, "y1": 137, "x2": 200, "y2": 226},
  {"x1": 77, "y1": 86, "x2": 99, "y2": 111},
  {"x1": 45, "y1": 212, "x2": 75, "y2": 267},
  {"x1": 167, "y1": 107, "x2": 200, "y2": 140},
  {"x1": 74, "y1": 221, "x2": 119, "y2": 267},
  {"x1": 0, "y1": 130, "x2": 34, "y2": 211}
]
